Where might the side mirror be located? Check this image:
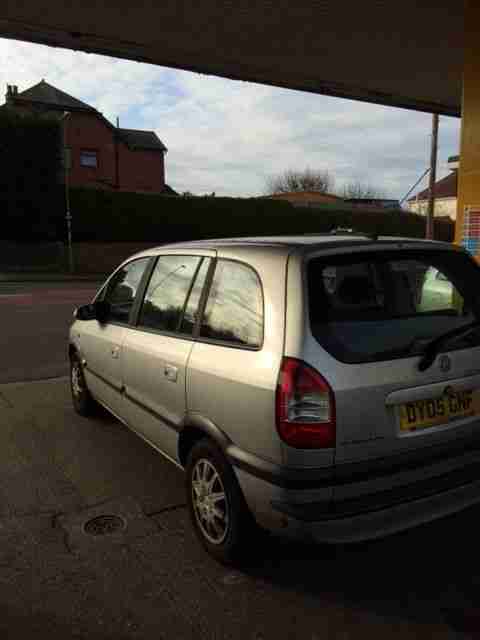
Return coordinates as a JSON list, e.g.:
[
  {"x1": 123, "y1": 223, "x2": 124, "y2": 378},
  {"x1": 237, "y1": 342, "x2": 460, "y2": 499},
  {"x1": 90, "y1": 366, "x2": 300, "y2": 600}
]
[
  {"x1": 73, "y1": 304, "x2": 96, "y2": 321},
  {"x1": 73, "y1": 301, "x2": 110, "y2": 323},
  {"x1": 94, "y1": 300, "x2": 111, "y2": 324}
]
